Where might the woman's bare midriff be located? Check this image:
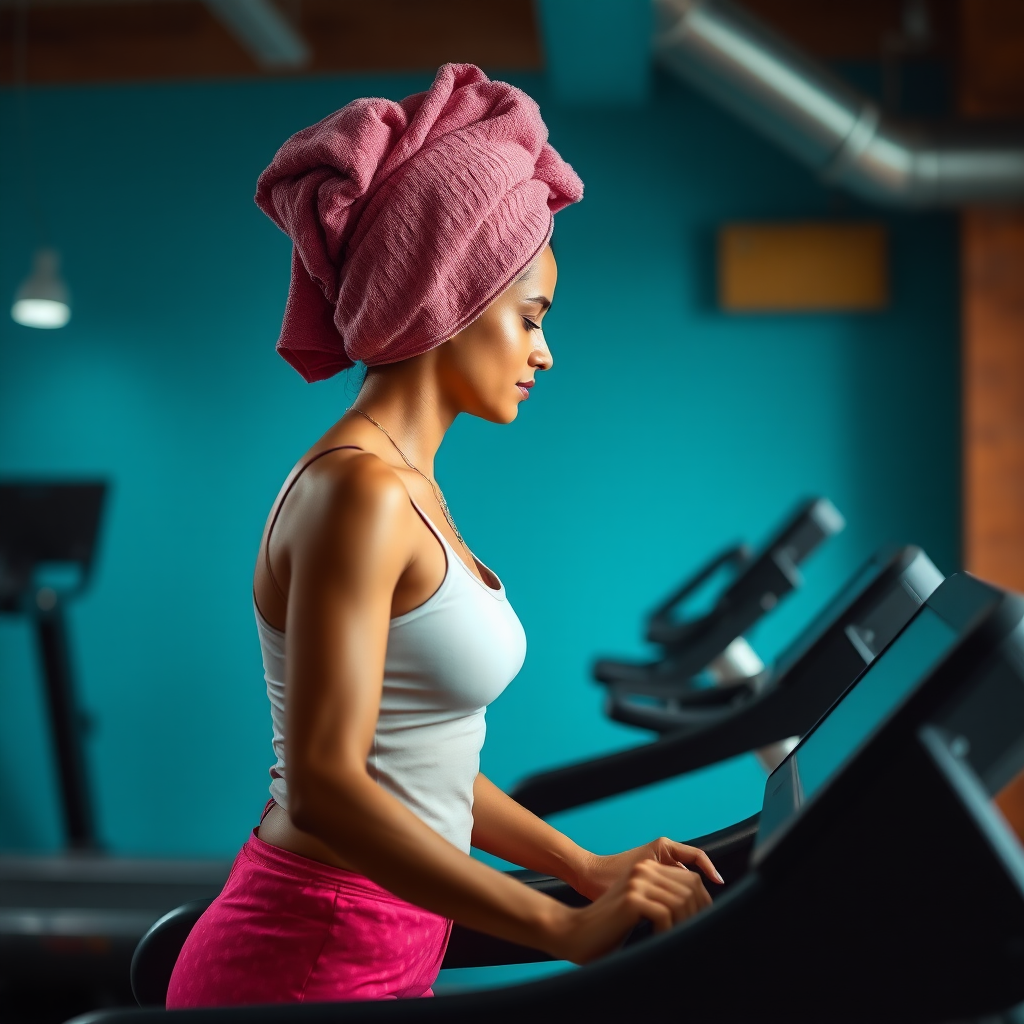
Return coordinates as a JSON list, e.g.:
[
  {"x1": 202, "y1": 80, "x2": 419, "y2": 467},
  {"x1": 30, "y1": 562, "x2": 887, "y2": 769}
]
[{"x1": 257, "y1": 801, "x2": 362, "y2": 871}]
